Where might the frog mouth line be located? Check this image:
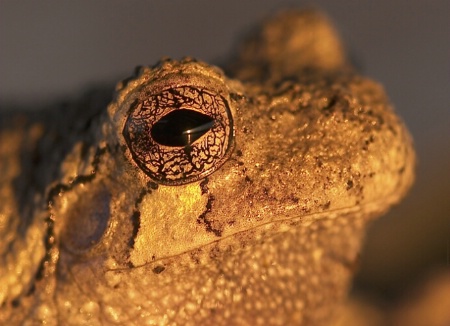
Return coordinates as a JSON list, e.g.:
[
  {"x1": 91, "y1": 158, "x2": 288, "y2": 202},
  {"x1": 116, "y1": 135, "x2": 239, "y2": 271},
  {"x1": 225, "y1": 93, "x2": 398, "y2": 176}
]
[{"x1": 109, "y1": 189, "x2": 406, "y2": 272}]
